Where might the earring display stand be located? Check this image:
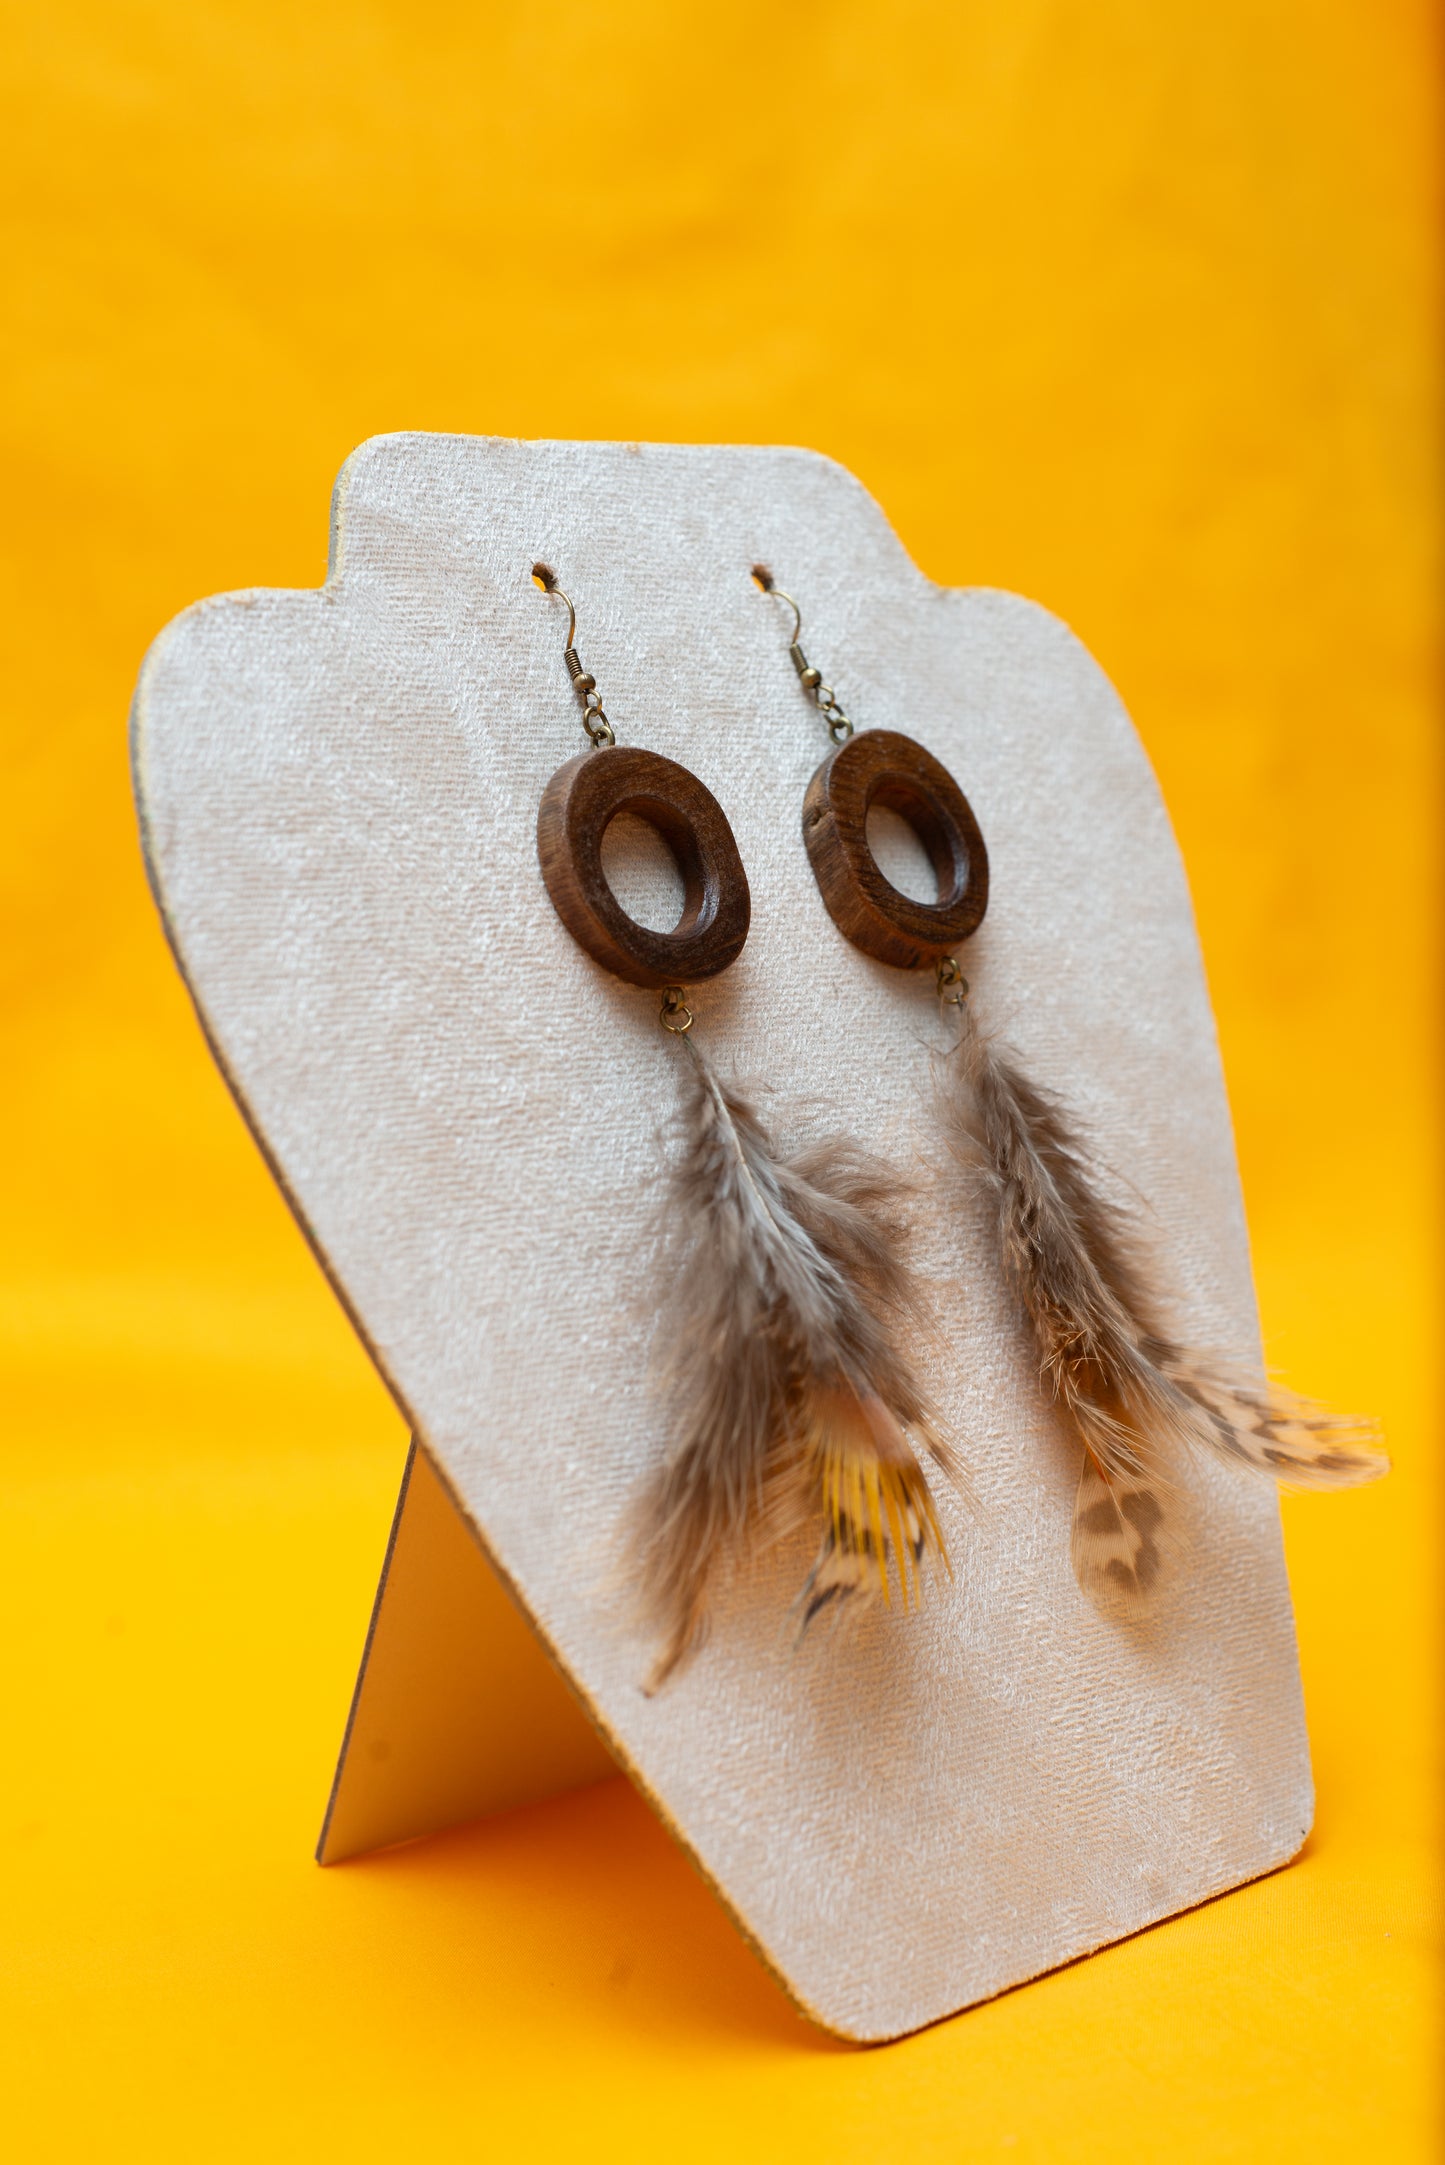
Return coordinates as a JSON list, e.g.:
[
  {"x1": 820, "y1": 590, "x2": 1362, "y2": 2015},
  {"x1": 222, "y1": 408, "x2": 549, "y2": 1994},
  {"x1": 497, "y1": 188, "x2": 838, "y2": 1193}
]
[{"x1": 131, "y1": 434, "x2": 1312, "y2": 2042}]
